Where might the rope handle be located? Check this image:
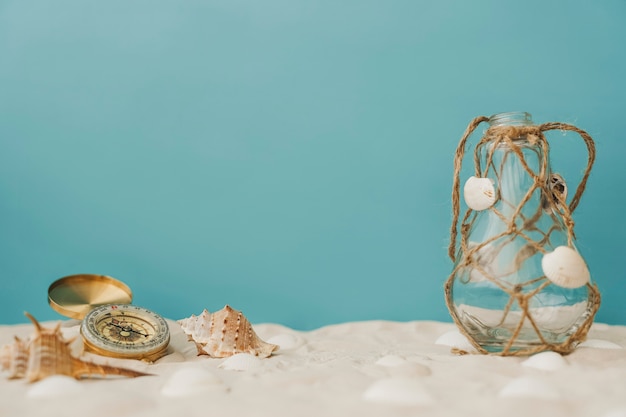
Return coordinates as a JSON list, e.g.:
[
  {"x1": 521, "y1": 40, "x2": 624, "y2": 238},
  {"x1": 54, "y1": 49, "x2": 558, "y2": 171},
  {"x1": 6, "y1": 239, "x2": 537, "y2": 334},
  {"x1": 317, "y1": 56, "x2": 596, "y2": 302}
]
[{"x1": 448, "y1": 118, "x2": 596, "y2": 262}]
